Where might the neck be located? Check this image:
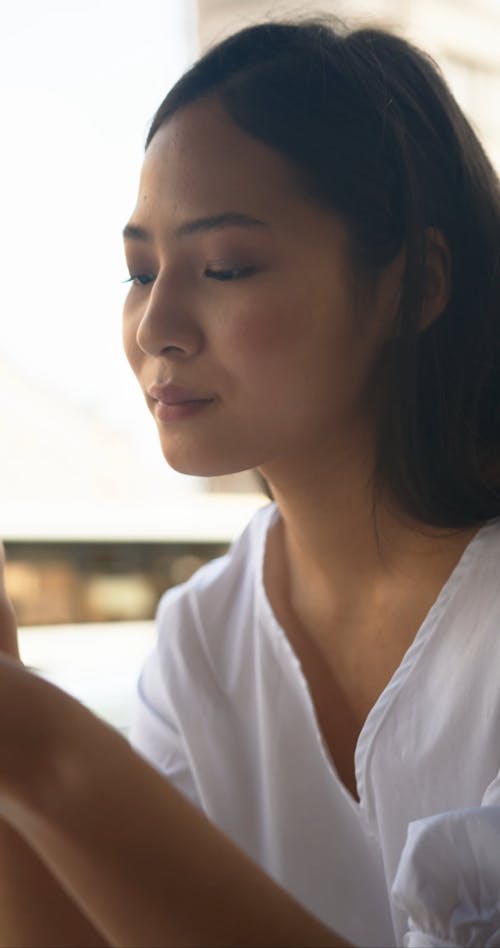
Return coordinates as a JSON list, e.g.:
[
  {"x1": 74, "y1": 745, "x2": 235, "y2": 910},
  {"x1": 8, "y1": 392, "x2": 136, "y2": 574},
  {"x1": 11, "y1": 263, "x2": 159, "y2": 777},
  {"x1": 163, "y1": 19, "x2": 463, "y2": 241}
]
[{"x1": 259, "y1": 438, "x2": 480, "y2": 628}]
